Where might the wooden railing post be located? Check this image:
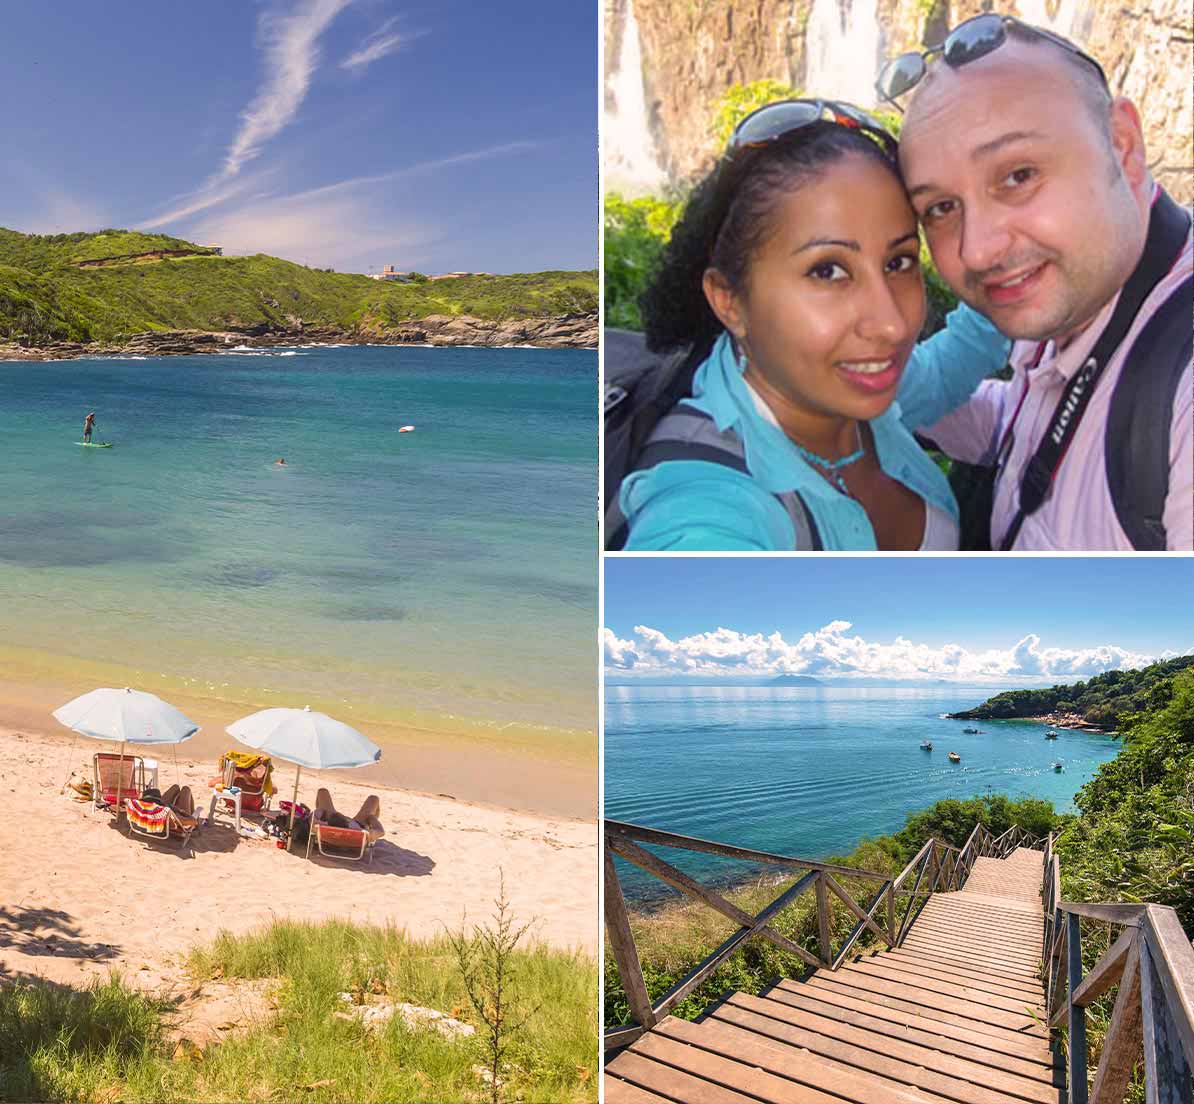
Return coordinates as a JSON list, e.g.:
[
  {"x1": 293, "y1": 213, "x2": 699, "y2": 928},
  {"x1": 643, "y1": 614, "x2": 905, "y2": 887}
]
[
  {"x1": 1067, "y1": 912, "x2": 1089, "y2": 1104},
  {"x1": 1140, "y1": 907, "x2": 1194, "y2": 1101},
  {"x1": 886, "y1": 882, "x2": 896, "y2": 945},
  {"x1": 815, "y1": 872, "x2": 833, "y2": 966},
  {"x1": 603, "y1": 844, "x2": 655, "y2": 1037}
]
